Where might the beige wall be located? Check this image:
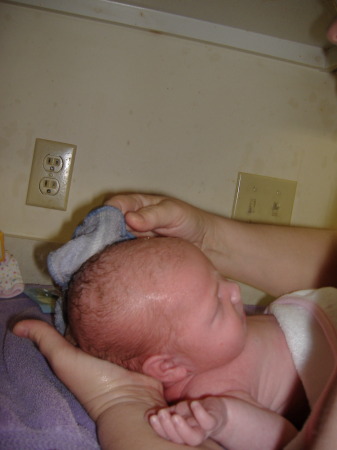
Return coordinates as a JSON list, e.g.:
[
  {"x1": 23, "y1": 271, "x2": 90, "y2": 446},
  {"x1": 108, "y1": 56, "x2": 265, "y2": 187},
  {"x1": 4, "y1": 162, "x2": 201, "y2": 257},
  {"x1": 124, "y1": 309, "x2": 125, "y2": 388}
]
[{"x1": 1, "y1": 3, "x2": 337, "y2": 301}]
